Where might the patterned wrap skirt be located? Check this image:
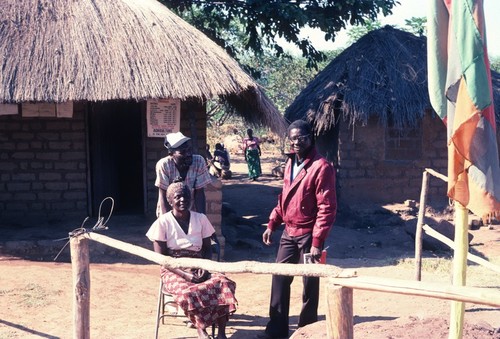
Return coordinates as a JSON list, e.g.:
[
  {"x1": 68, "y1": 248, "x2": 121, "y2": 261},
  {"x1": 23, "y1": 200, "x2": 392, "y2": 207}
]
[
  {"x1": 160, "y1": 267, "x2": 237, "y2": 330},
  {"x1": 245, "y1": 148, "x2": 262, "y2": 179}
]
